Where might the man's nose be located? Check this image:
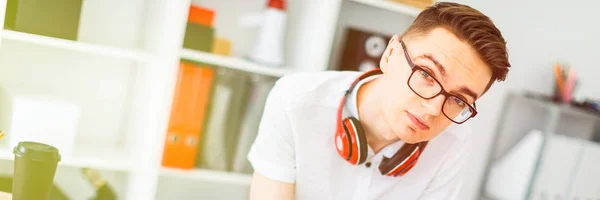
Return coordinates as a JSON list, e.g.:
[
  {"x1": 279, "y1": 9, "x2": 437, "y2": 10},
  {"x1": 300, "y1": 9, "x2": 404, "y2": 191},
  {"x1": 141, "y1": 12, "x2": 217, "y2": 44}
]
[{"x1": 421, "y1": 95, "x2": 445, "y2": 116}]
